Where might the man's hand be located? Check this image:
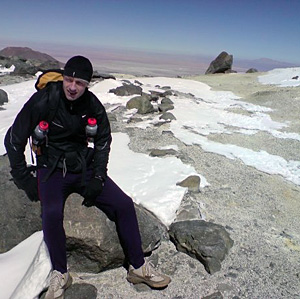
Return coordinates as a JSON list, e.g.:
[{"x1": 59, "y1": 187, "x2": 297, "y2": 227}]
[{"x1": 82, "y1": 176, "x2": 104, "y2": 207}]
